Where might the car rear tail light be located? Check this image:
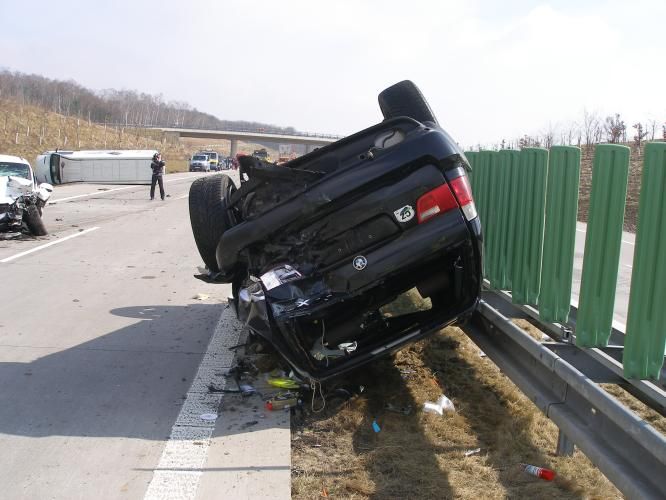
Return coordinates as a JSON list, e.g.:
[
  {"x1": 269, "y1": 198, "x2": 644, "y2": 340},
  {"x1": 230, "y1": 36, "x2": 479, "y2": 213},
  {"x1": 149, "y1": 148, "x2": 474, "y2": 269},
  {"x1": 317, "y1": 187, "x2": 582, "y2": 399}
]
[
  {"x1": 449, "y1": 174, "x2": 477, "y2": 221},
  {"x1": 416, "y1": 183, "x2": 459, "y2": 223},
  {"x1": 416, "y1": 174, "x2": 477, "y2": 224}
]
